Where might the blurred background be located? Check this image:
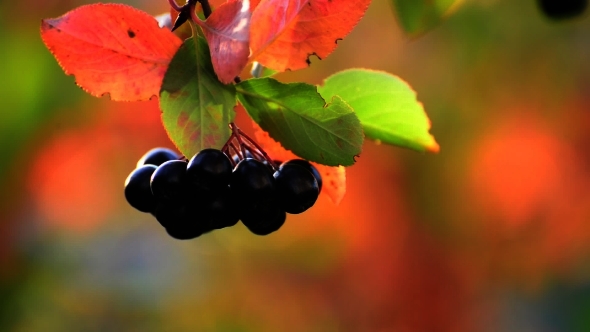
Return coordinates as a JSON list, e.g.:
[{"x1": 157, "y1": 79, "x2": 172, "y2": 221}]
[{"x1": 2, "y1": 0, "x2": 590, "y2": 331}]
